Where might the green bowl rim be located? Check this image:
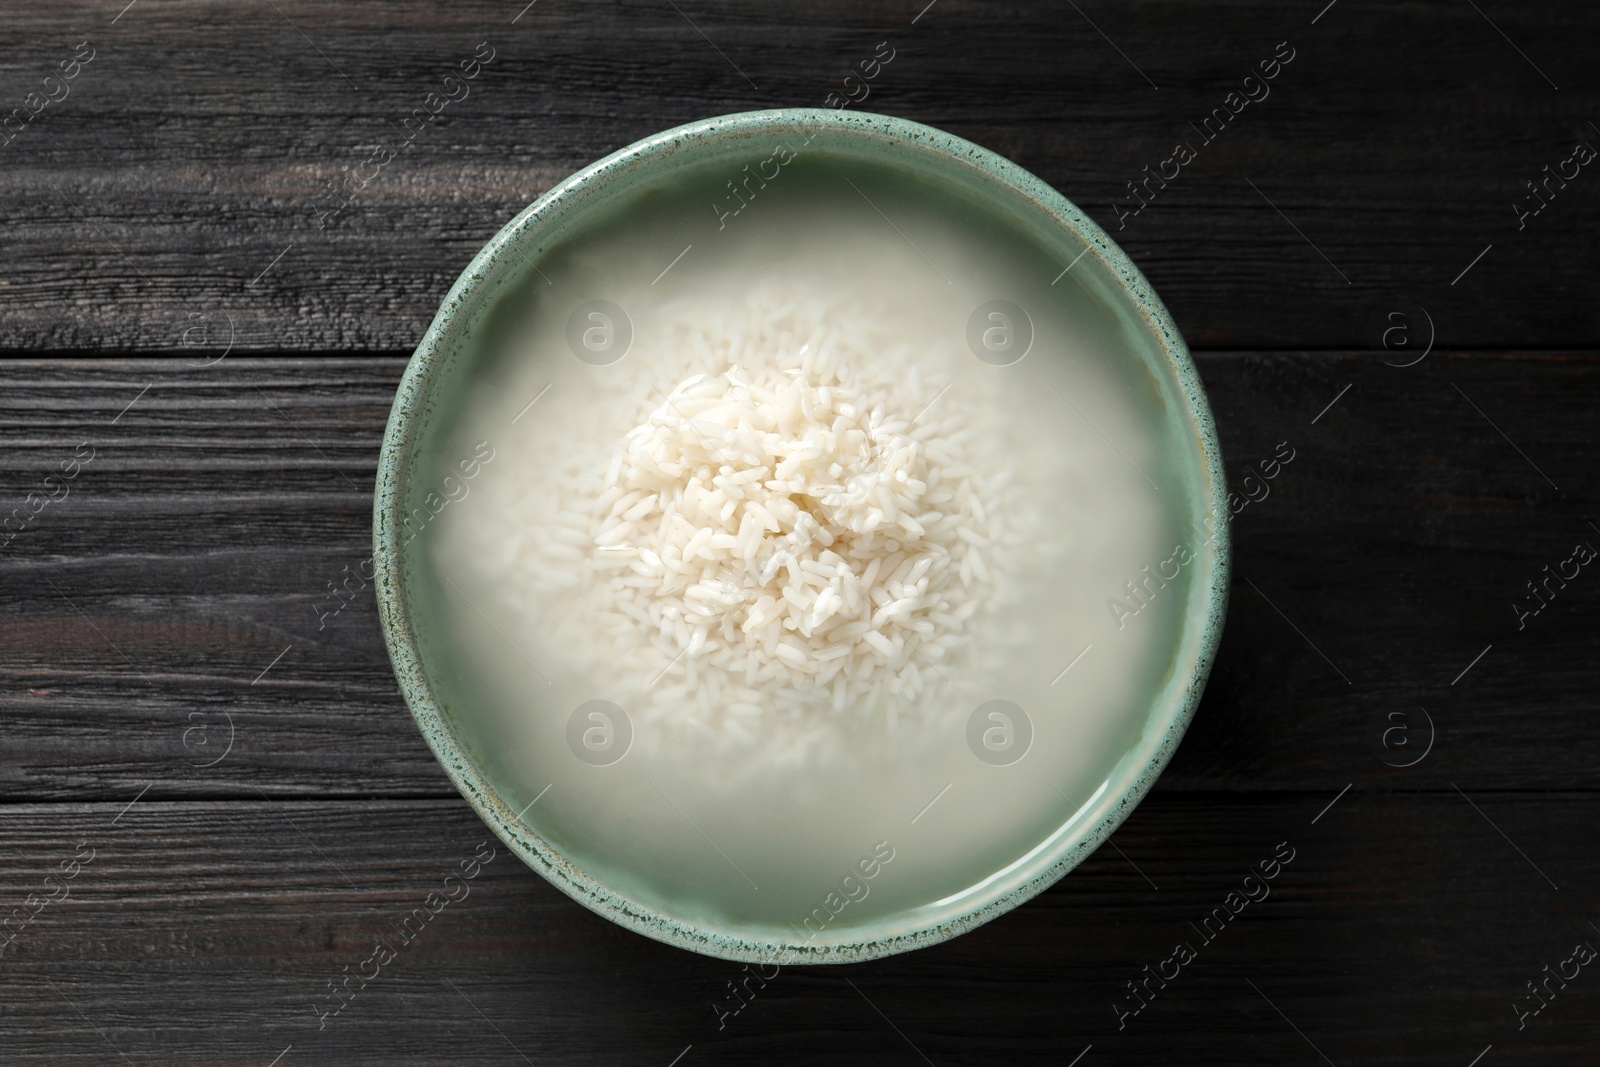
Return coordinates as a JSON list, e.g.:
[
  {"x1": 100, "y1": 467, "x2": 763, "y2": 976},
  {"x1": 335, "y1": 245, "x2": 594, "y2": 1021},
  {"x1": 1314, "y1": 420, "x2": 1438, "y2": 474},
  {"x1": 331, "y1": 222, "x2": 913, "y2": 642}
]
[{"x1": 373, "y1": 107, "x2": 1231, "y2": 964}]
